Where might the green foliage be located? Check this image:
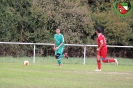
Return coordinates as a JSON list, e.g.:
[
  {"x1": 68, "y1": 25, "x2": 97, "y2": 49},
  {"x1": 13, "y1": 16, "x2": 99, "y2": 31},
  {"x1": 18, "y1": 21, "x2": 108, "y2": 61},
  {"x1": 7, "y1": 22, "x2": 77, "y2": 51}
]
[
  {"x1": 0, "y1": 0, "x2": 52, "y2": 57},
  {"x1": 34, "y1": 0, "x2": 94, "y2": 44},
  {"x1": 0, "y1": 0, "x2": 133, "y2": 57},
  {"x1": 0, "y1": 0, "x2": 52, "y2": 42},
  {"x1": 90, "y1": 0, "x2": 133, "y2": 45}
]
